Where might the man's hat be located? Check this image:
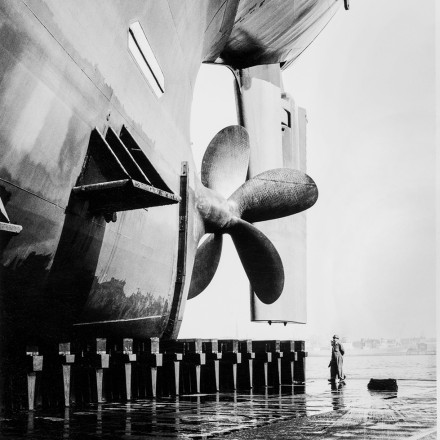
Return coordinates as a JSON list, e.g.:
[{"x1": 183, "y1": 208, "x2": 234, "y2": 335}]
[{"x1": 333, "y1": 335, "x2": 339, "y2": 339}]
